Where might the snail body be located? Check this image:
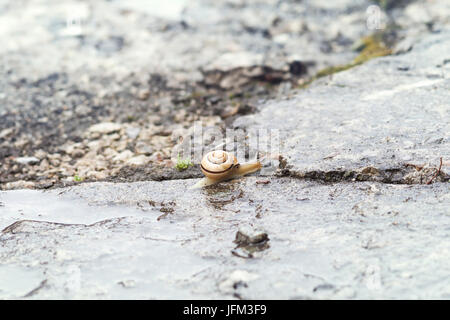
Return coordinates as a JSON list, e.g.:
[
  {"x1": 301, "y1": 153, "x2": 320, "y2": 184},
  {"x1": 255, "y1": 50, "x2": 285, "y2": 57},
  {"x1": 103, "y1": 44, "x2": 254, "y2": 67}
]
[{"x1": 191, "y1": 150, "x2": 261, "y2": 189}]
